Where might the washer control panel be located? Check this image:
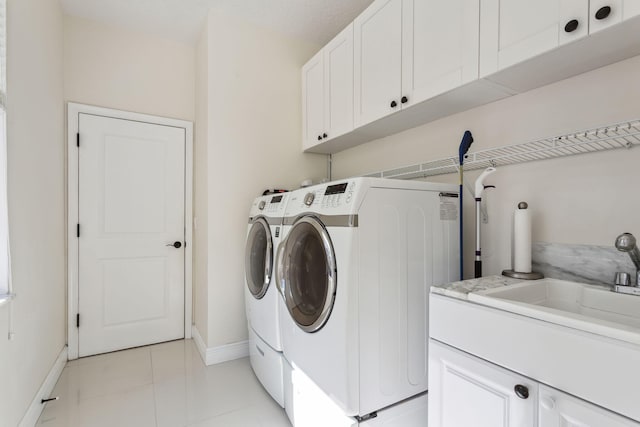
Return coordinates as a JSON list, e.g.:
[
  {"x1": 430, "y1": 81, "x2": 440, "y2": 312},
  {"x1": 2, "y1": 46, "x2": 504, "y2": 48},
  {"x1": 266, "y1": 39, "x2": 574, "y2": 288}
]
[{"x1": 265, "y1": 194, "x2": 286, "y2": 214}]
